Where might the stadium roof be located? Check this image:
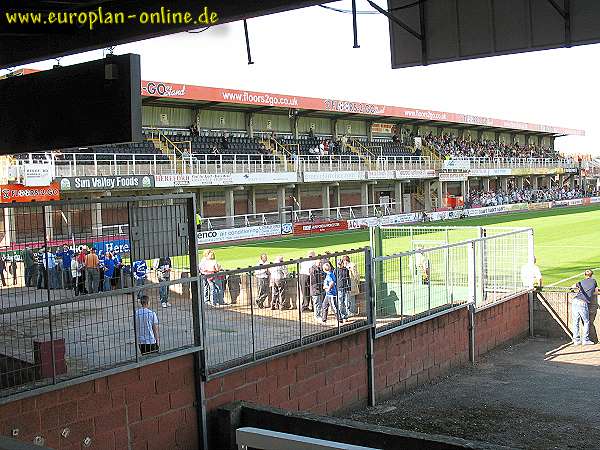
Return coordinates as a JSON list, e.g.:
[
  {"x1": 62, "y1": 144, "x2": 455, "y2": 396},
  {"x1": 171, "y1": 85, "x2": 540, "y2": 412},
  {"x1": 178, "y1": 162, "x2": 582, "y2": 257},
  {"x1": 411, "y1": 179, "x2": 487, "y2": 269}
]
[{"x1": 140, "y1": 79, "x2": 585, "y2": 137}]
